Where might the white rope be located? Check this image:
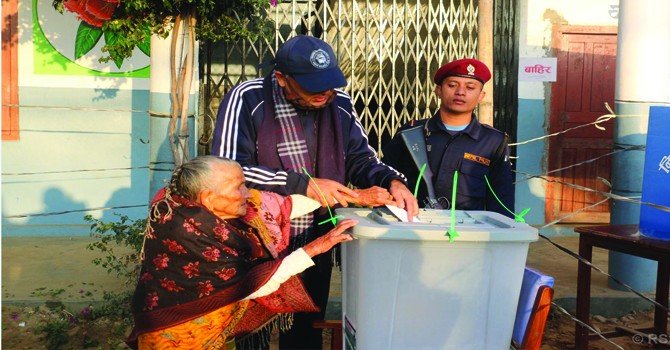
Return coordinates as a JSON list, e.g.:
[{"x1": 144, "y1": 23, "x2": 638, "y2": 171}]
[{"x1": 510, "y1": 102, "x2": 641, "y2": 147}]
